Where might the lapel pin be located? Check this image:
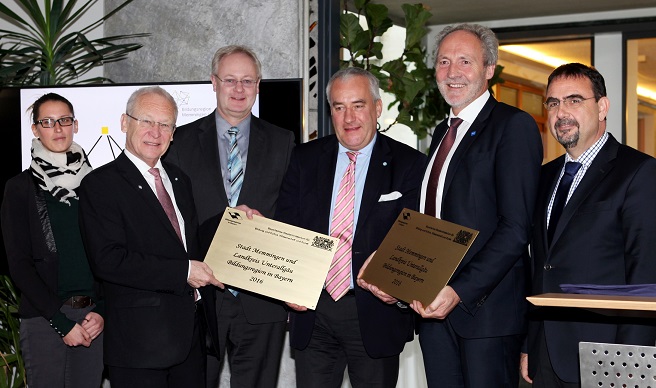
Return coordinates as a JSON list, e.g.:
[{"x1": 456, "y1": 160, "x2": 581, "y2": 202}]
[
  {"x1": 138, "y1": 185, "x2": 143, "y2": 190},
  {"x1": 383, "y1": 161, "x2": 388, "y2": 166},
  {"x1": 470, "y1": 131, "x2": 477, "y2": 136}
]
